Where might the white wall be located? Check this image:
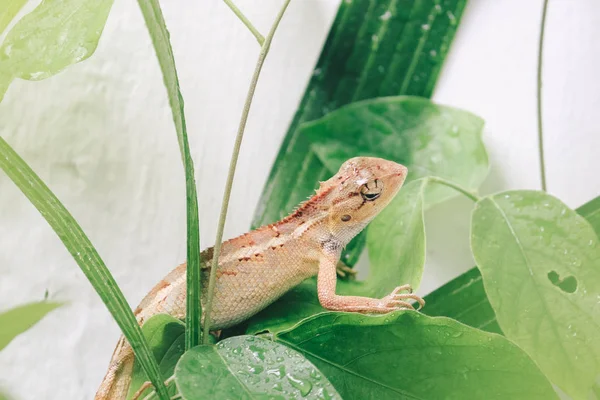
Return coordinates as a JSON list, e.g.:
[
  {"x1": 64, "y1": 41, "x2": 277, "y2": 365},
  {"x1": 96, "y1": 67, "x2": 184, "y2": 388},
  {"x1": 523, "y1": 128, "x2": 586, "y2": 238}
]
[{"x1": 0, "y1": 0, "x2": 598, "y2": 398}]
